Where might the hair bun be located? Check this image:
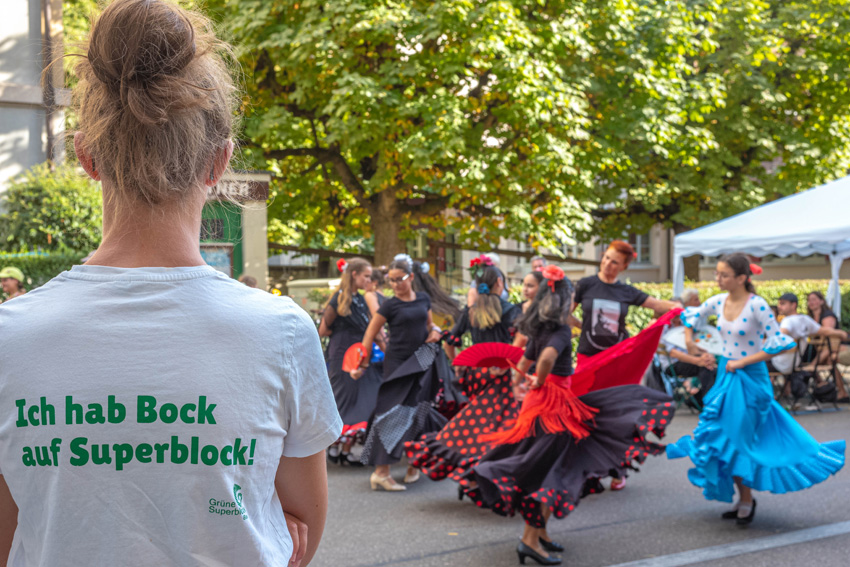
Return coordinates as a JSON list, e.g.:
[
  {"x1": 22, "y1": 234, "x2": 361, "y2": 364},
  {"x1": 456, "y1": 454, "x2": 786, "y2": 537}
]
[{"x1": 88, "y1": 0, "x2": 196, "y2": 89}]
